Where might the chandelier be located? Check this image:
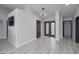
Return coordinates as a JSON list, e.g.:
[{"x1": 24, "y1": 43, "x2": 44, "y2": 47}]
[{"x1": 40, "y1": 8, "x2": 48, "y2": 17}]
